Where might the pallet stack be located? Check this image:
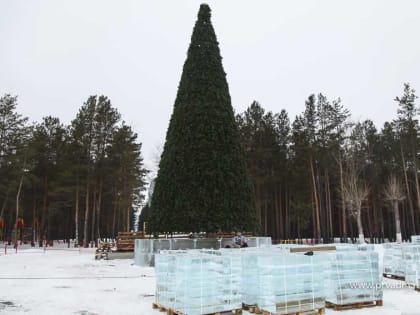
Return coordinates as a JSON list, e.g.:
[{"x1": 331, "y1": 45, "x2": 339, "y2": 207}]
[
  {"x1": 383, "y1": 243, "x2": 406, "y2": 279},
  {"x1": 153, "y1": 244, "x2": 385, "y2": 314},
  {"x1": 135, "y1": 237, "x2": 272, "y2": 267},
  {"x1": 404, "y1": 245, "x2": 420, "y2": 291},
  {"x1": 383, "y1": 242, "x2": 420, "y2": 288},
  {"x1": 242, "y1": 250, "x2": 325, "y2": 315},
  {"x1": 322, "y1": 247, "x2": 383, "y2": 310},
  {"x1": 95, "y1": 242, "x2": 113, "y2": 260},
  {"x1": 116, "y1": 231, "x2": 144, "y2": 251},
  {"x1": 155, "y1": 250, "x2": 242, "y2": 315}
]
